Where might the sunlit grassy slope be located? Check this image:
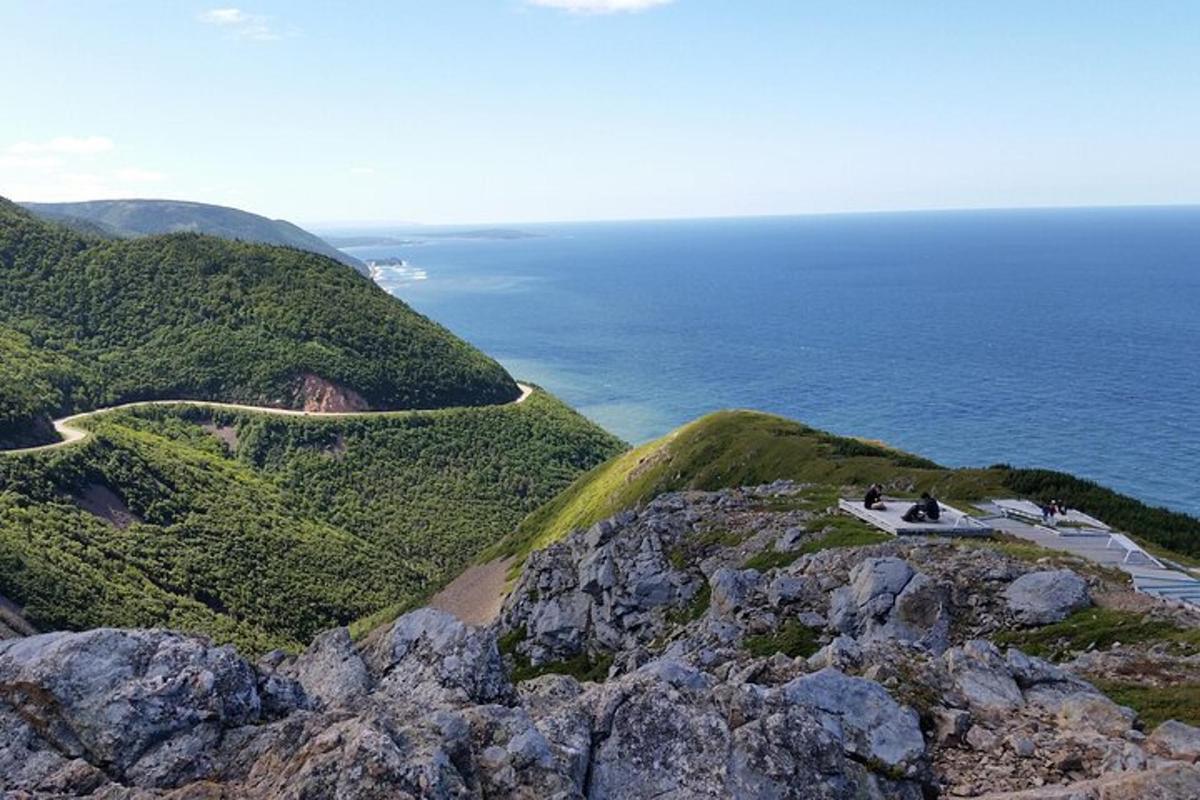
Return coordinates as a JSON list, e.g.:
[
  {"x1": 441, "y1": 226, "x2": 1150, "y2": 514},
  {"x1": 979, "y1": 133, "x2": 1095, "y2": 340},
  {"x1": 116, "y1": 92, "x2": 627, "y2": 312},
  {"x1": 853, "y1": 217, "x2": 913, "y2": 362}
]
[{"x1": 488, "y1": 409, "x2": 1200, "y2": 567}]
